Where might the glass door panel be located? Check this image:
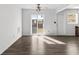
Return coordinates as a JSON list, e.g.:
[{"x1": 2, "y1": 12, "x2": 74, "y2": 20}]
[
  {"x1": 32, "y1": 19, "x2": 37, "y2": 34},
  {"x1": 37, "y1": 19, "x2": 43, "y2": 34}
]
